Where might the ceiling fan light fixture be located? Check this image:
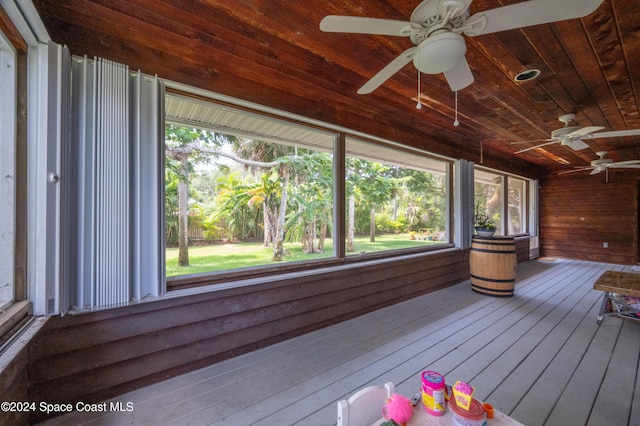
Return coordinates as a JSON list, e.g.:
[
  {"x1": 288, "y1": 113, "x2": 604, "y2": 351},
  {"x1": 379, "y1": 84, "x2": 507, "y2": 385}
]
[
  {"x1": 514, "y1": 69, "x2": 541, "y2": 82},
  {"x1": 413, "y1": 32, "x2": 466, "y2": 75}
]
